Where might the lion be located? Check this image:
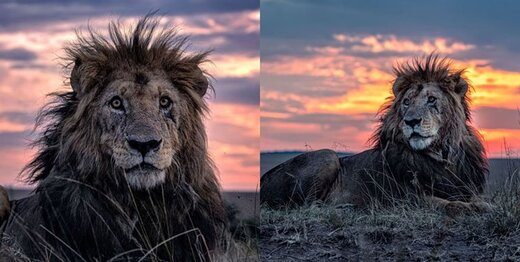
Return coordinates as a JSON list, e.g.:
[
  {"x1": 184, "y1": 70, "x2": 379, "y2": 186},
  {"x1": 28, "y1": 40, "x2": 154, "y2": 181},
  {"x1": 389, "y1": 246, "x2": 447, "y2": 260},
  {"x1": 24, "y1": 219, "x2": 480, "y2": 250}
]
[
  {"x1": 261, "y1": 54, "x2": 489, "y2": 214},
  {"x1": 0, "y1": 15, "x2": 227, "y2": 261}
]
